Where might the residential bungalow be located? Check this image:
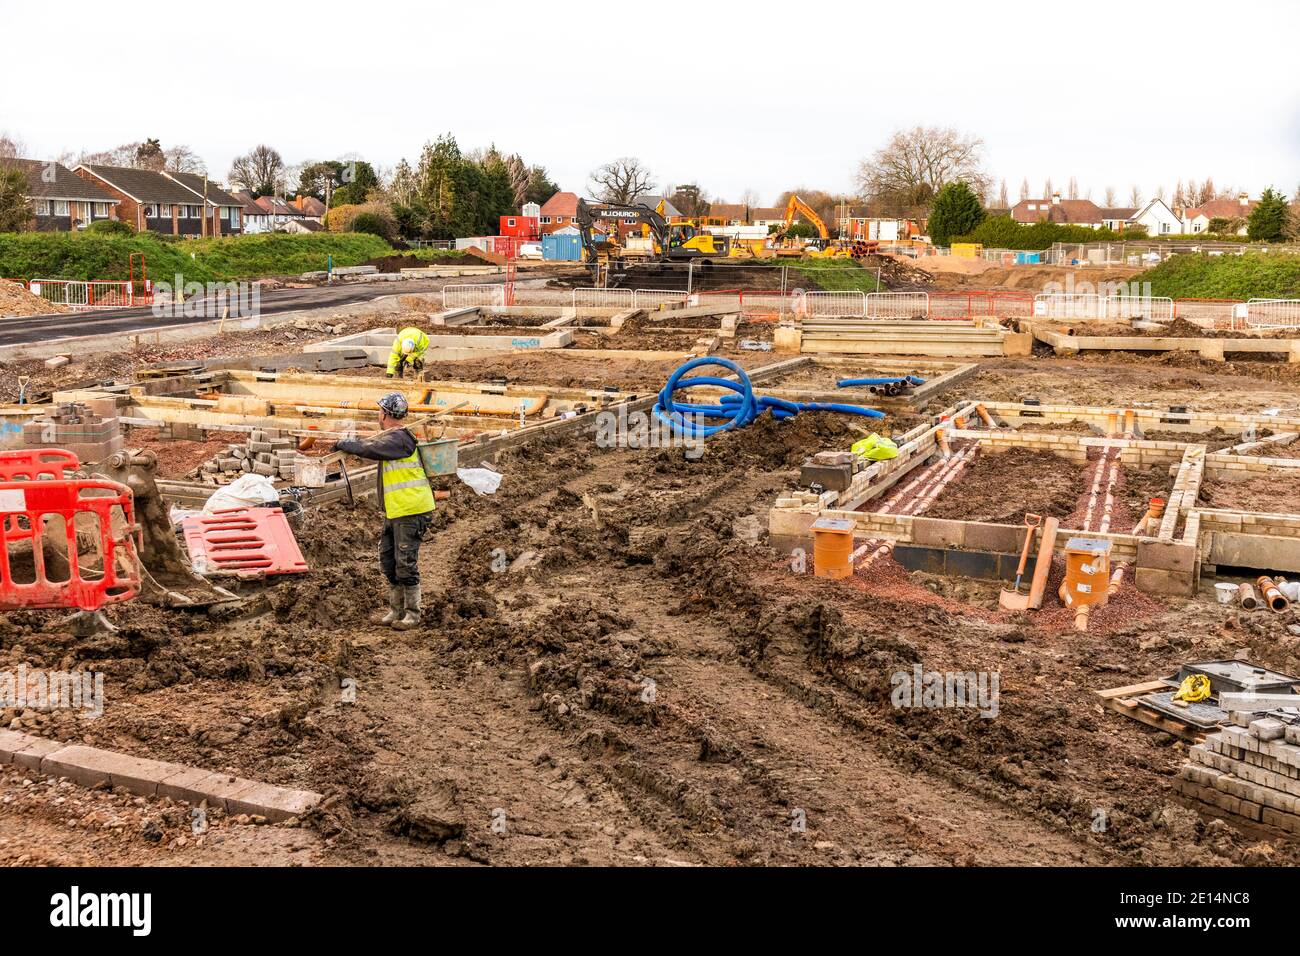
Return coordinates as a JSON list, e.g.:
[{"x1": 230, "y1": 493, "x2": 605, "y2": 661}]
[
  {"x1": 233, "y1": 191, "x2": 273, "y2": 234},
  {"x1": 1123, "y1": 198, "x2": 1180, "y2": 236},
  {"x1": 750, "y1": 207, "x2": 786, "y2": 231},
  {"x1": 253, "y1": 195, "x2": 307, "y2": 231},
  {"x1": 161, "y1": 171, "x2": 245, "y2": 236},
  {"x1": 707, "y1": 203, "x2": 748, "y2": 226},
  {"x1": 1182, "y1": 194, "x2": 1257, "y2": 235},
  {"x1": 1, "y1": 158, "x2": 118, "y2": 231},
  {"x1": 75, "y1": 164, "x2": 229, "y2": 236},
  {"x1": 1011, "y1": 192, "x2": 1104, "y2": 227},
  {"x1": 291, "y1": 195, "x2": 327, "y2": 221}
]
